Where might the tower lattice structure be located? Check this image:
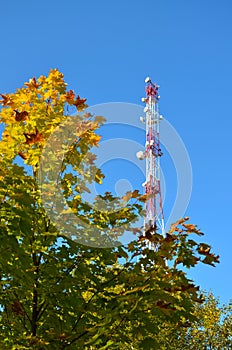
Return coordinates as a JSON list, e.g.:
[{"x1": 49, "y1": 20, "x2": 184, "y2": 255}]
[{"x1": 139, "y1": 77, "x2": 165, "y2": 239}]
